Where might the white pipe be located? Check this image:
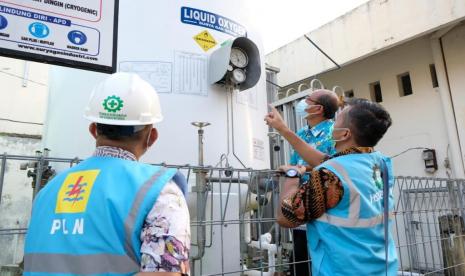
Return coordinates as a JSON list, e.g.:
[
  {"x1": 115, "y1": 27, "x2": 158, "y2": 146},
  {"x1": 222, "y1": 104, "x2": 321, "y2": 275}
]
[
  {"x1": 244, "y1": 211, "x2": 251, "y2": 244},
  {"x1": 430, "y1": 33, "x2": 465, "y2": 178},
  {"x1": 332, "y1": 85, "x2": 344, "y2": 96},
  {"x1": 22, "y1": 61, "x2": 30, "y2": 87},
  {"x1": 310, "y1": 79, "x2": 324, "y2": 90},
  {"x1": 247, "y1": 233, "x2": 277, "y2": 275},
  {"x1": 297, "y1": 83, "x2": 309, "y2": 92},
  {"x1": 285, "y1": 88, "x2": 297, "y2": 97}
]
